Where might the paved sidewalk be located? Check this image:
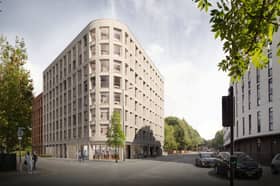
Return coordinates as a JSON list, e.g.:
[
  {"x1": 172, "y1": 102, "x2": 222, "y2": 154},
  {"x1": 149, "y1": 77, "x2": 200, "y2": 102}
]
[{"x1": 0, "y1": 154, "x2": 279, "y2": 186}]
